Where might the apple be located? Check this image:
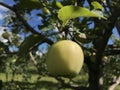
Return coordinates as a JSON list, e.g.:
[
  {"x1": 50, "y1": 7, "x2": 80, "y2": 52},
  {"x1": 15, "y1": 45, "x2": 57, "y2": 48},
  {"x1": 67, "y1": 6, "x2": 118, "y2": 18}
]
[
  {"x1": 2, "y1": 32, "x2": 10, "y2": 39},
  {"x1": 46, "y1": 40, "x2": 84, "y2": 77}
]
